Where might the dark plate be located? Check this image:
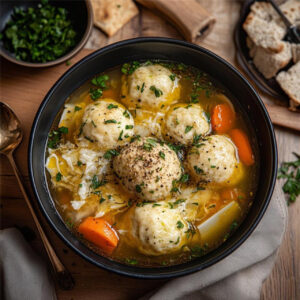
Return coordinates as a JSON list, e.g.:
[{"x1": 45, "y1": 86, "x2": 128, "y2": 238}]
[
  {"x1": 0, "y1": 0, "x2": 93, "y2": 67},
  {"x1": 234, "y1": 0, "x2": 290, "y2": 103},
  {"x1": 28, "y1": 37, "x2": 277, "y2": 279}
]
